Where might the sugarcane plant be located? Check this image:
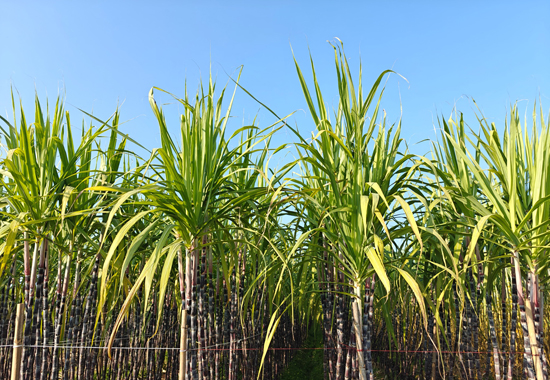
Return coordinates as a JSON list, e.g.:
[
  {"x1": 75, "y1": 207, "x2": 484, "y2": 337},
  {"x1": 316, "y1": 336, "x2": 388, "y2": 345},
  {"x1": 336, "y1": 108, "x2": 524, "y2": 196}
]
[{"x1": 288, "y1": 39, "x2": 428, "y2": 380}]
